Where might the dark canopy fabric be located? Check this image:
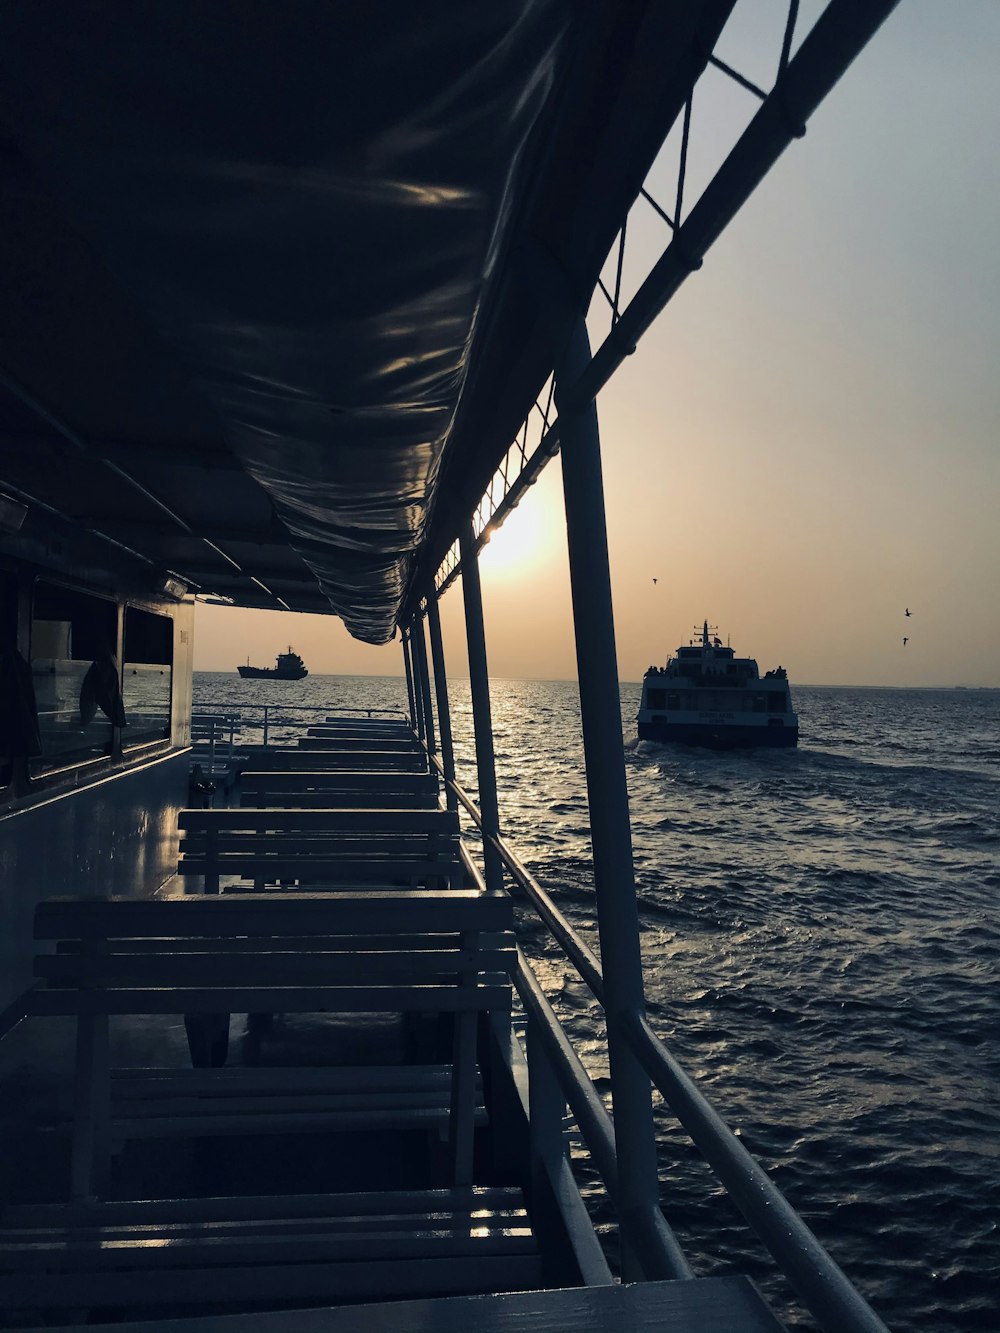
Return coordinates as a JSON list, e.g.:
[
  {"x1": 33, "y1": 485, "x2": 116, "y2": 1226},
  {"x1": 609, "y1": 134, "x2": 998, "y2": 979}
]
[{"x1": 0, "y1": 2, "x2": 727, "y2": 641}]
